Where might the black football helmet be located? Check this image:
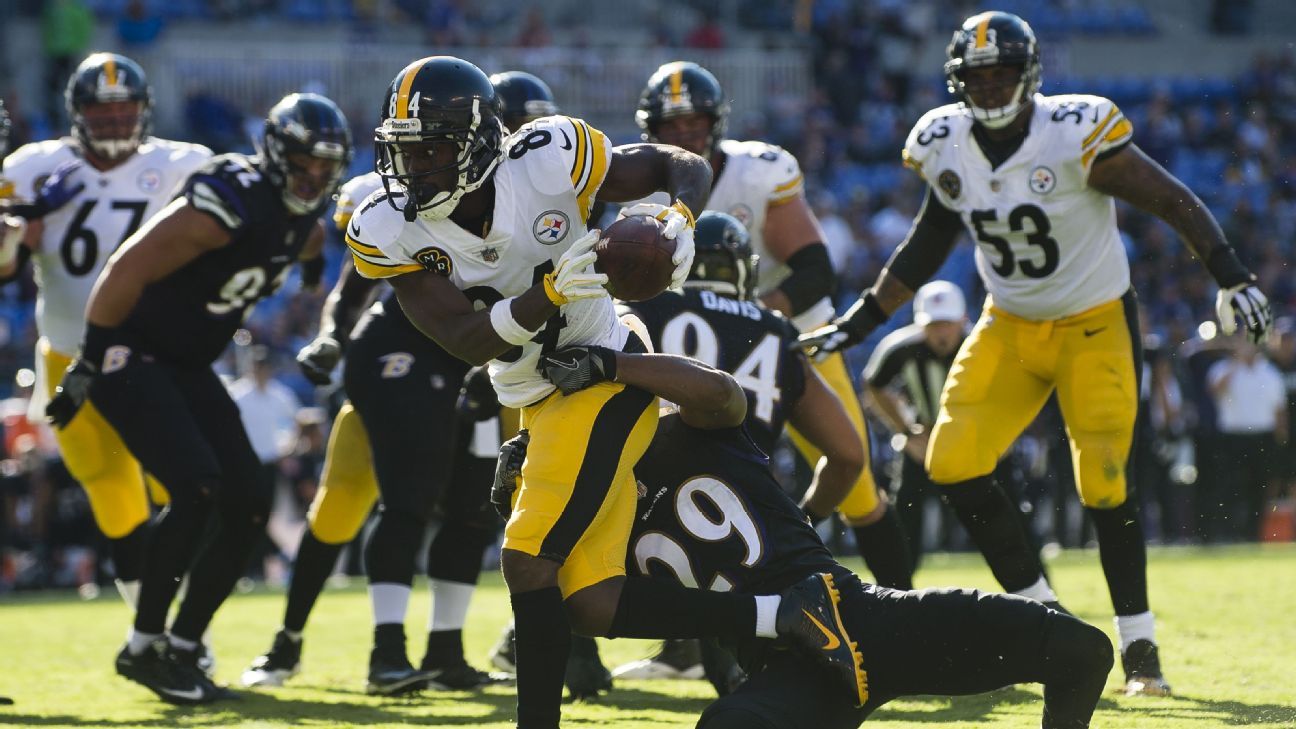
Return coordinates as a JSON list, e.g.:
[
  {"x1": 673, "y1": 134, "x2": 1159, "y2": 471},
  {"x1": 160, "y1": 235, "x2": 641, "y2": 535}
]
[
  {"x1": 636, "y1": 61, "x2": 729, "y2": 158},
  {"x1": 375, "y1": 56, "x2": 505, "y2": 222},
  {"x1": 686, "y1": 211, "x2": 758, "y2": 300},
  {"x1": 65, "y1": 52, "x2": 152, "y2": 161},
  {"x1": 259, "y1": 93, "x2": 353, "y2": 215},
  {"x1": 490, "y1": 71, "x2": 558, "y2": 133},
  {"x1": 945, "y1": 11, "x2": 1041, "y2": 129}
]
